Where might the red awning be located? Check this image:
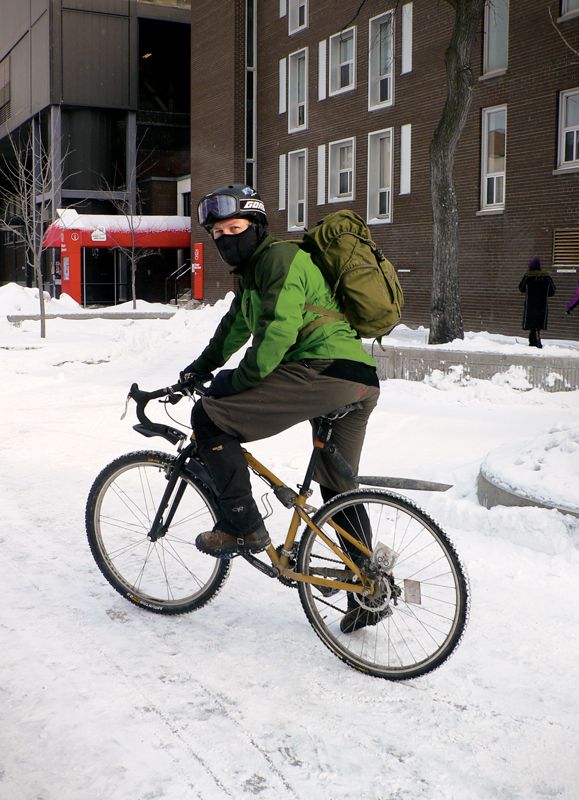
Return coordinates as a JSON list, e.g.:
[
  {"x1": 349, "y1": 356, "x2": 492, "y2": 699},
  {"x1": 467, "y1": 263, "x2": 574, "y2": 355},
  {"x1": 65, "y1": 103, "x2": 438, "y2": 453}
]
[{"x1": 43, "y1": 209, "x2": 191, "y2": 249}]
